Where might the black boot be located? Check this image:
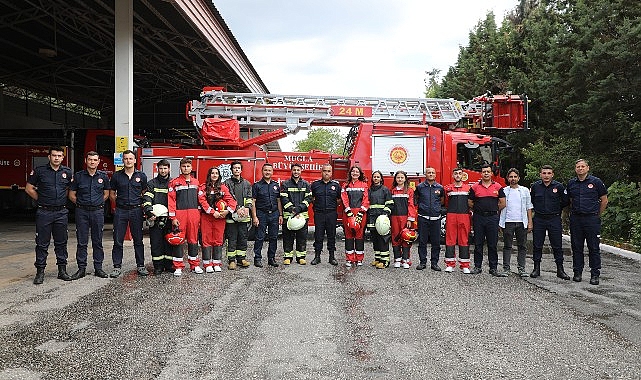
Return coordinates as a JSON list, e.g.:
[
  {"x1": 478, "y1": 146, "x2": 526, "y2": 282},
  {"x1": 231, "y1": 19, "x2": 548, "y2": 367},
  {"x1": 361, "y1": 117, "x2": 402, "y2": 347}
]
[
  {"x1": 57, "y1": 265, "x2": 72, "y2": 281},
  {"x1": 572, "y1": 271, "x2": 582, "y2": 282},
  {"x1": 33, "y1": 267, "x2": 45, "y2": 285},
  {"x1": 556, "y1": 263, "x2": 570, "y2": 280},
  {"x1": 530, "y1": 262, "x2": 541, "y2": 278},
  {"x1": 311, "y1": 251, "x2": 321, "y2": 265},
  {"x1": 70, "y1": 267, "x2": 86, "y2": 280},
  {"x1": 268, "y1": 258, "x2": 279, "y2": 267},
  {"x1": 328, "y1": 252, "x2": 338, "y2": 266}
]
